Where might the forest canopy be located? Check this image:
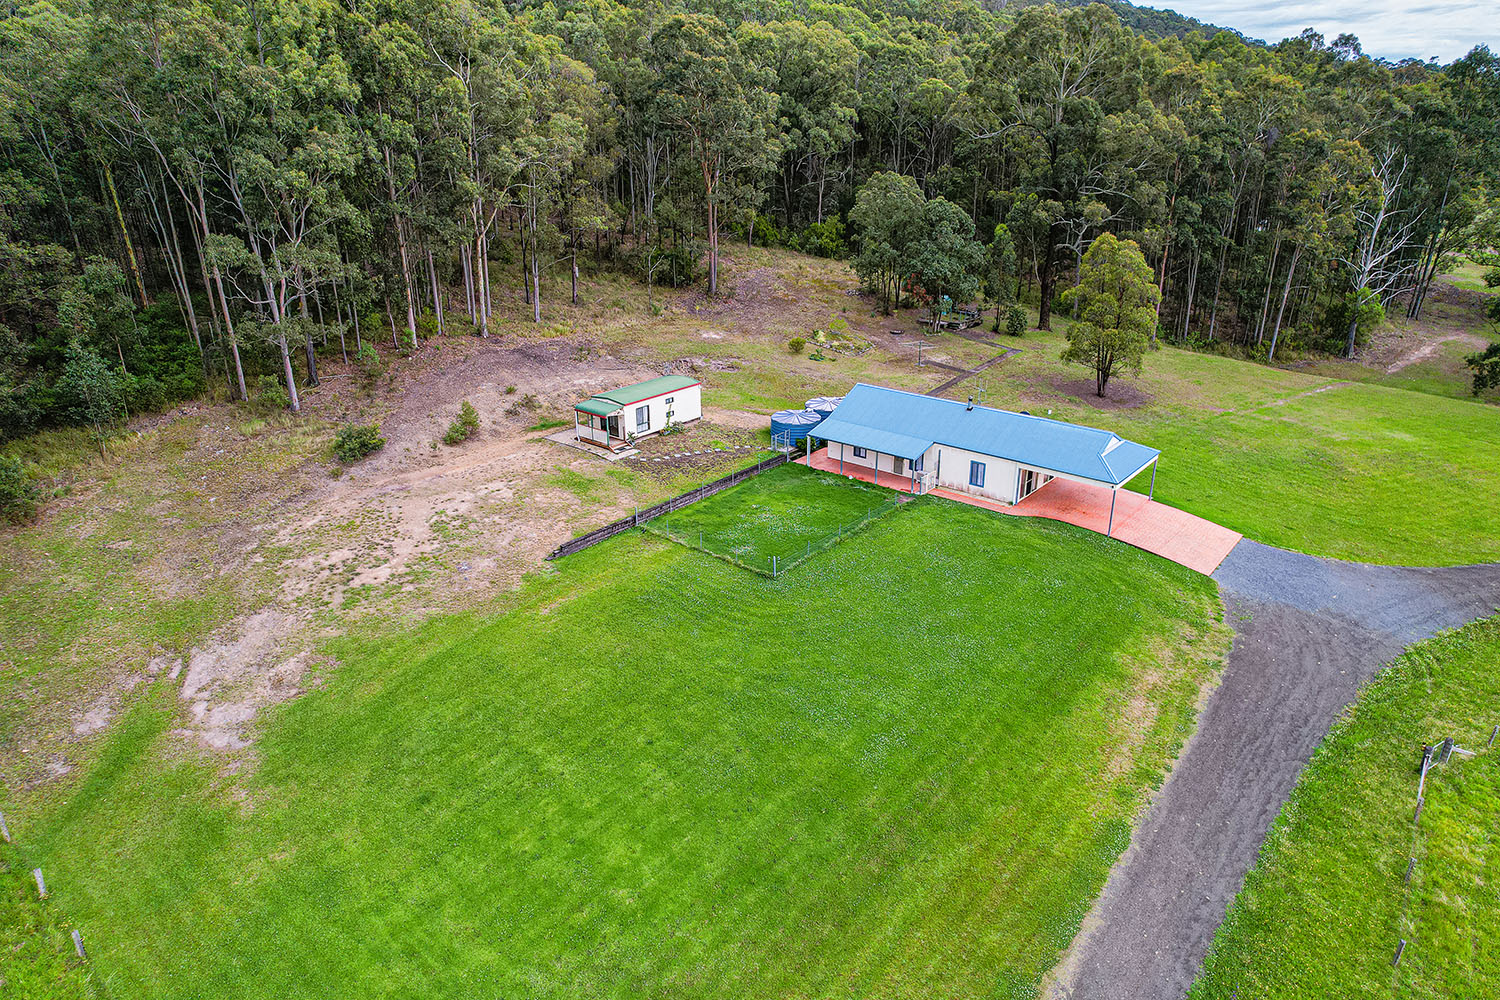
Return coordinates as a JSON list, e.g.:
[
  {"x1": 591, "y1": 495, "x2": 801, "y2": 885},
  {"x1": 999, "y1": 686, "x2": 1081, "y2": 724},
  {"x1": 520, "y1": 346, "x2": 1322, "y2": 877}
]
[{"x1": 1, "y1": 0, "x2": 1497, "y2": 437}]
